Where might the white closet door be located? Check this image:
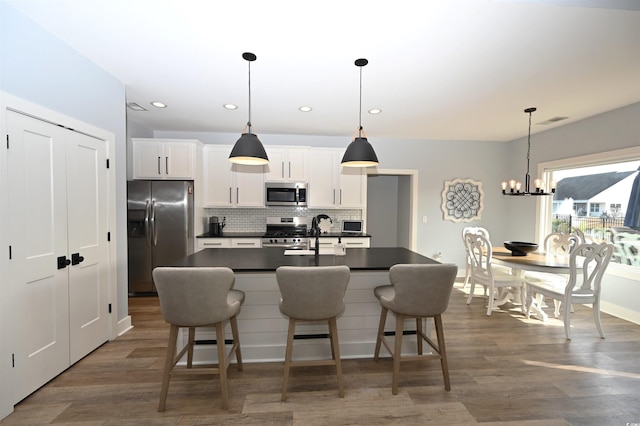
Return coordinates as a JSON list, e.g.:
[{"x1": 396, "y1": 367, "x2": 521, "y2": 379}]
[
  {"x1": 7, "y1": 111, "x2": 70, "y2": 402},
  {"x1": 66, "y1": 131, "x2": 109, "y2": 364}
]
